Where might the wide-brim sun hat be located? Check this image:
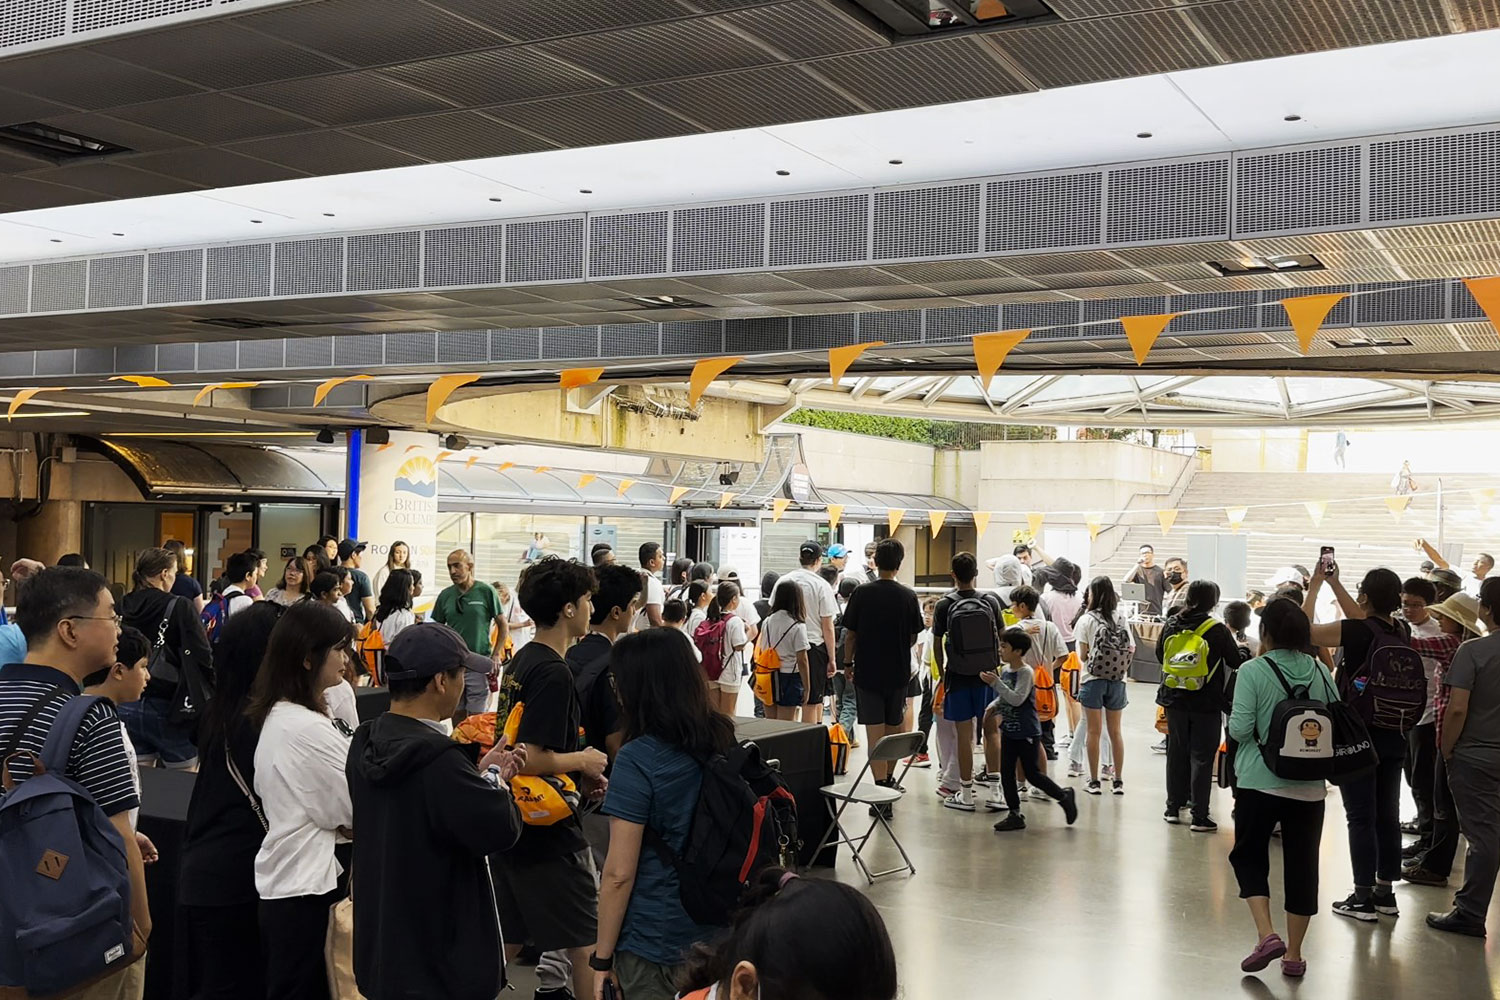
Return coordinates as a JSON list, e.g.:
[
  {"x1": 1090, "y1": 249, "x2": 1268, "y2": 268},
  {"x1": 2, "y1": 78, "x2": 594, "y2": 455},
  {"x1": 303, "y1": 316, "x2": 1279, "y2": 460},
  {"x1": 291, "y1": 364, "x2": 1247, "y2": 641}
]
[{"x1": 1429, "y1": 592, "x2": 1484, "y2": 637}]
